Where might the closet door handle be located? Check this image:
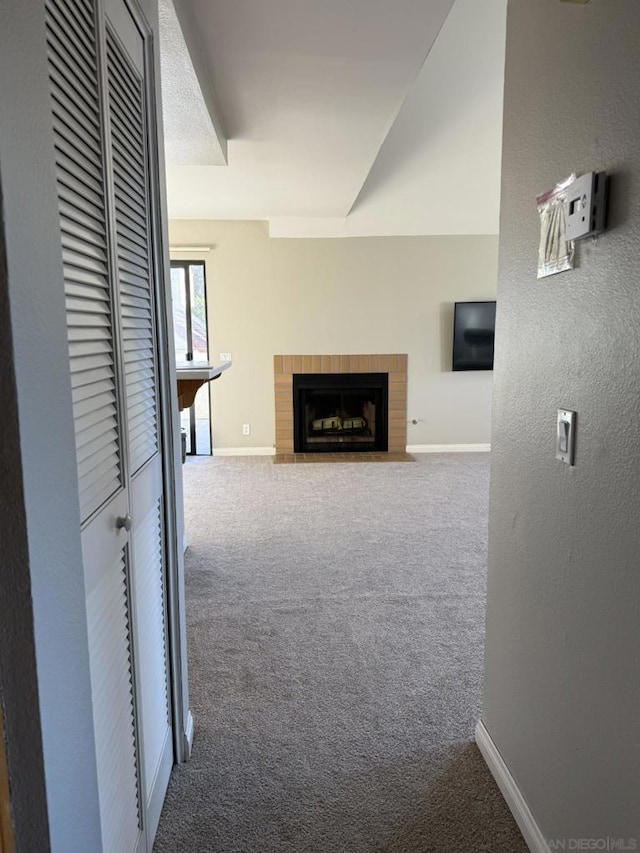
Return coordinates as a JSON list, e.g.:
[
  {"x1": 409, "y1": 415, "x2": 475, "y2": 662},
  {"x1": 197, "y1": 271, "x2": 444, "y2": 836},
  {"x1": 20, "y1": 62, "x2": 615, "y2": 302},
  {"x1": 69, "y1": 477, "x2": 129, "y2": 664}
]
[{"x1": 116, "y1": 514, "x2": 133, "y2": 532}]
